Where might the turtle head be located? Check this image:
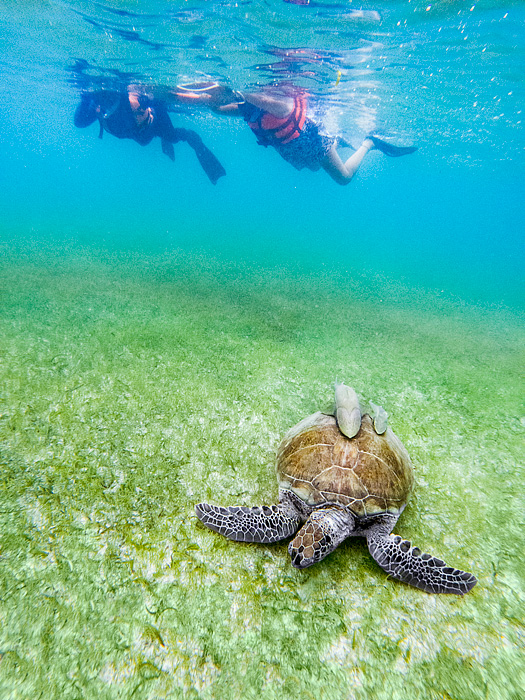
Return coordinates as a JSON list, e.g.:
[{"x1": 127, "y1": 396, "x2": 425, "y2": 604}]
[{"x1": 288, "y1": 507, "x2": 354, "y2": 569}]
